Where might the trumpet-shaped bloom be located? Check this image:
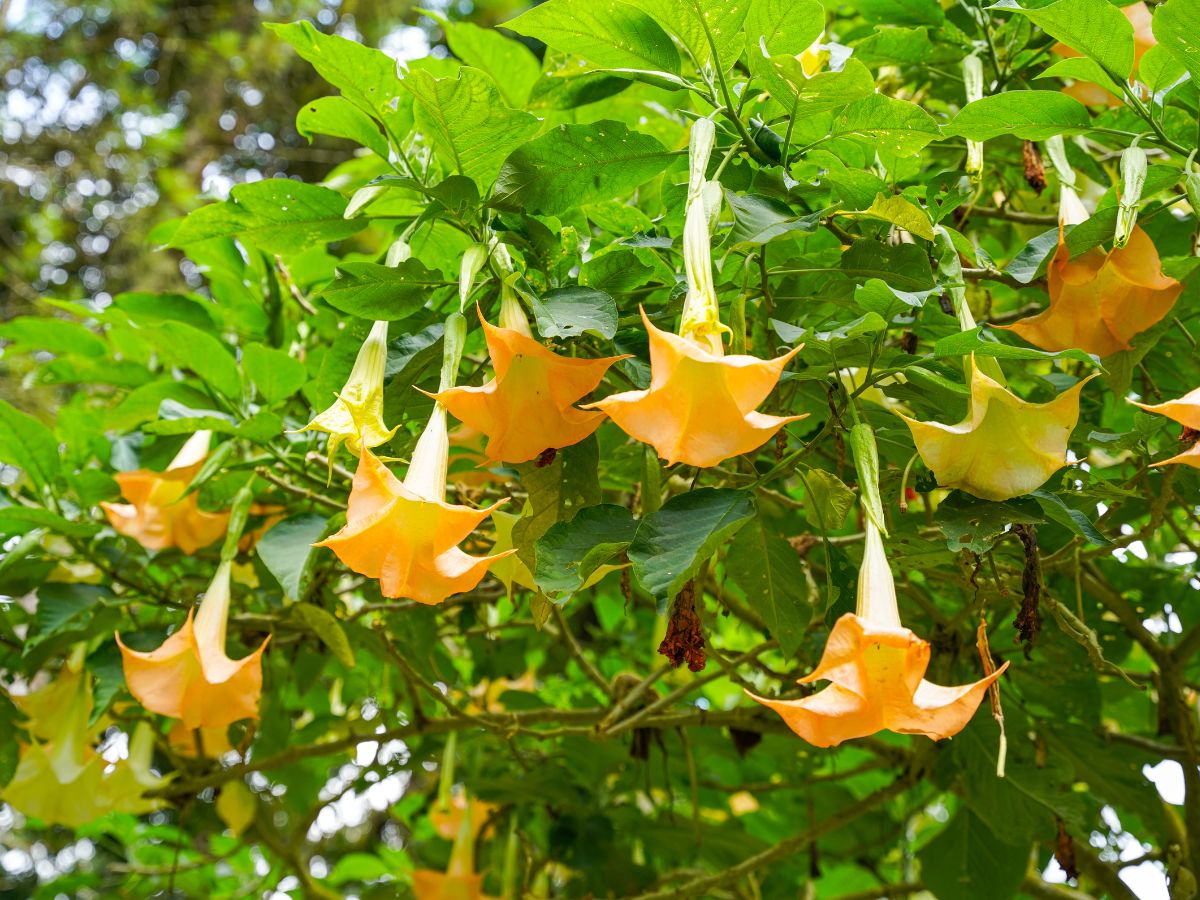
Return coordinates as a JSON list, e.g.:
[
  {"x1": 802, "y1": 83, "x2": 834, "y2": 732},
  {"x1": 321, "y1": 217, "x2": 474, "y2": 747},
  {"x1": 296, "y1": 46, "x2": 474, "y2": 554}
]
[
  {"x1": 3, "y1": 673, "x2": 166, "y2": 825},
  {"x1": 101, "y1": 431, "x2": 230, "y2": 553},
  {"x1": 589, "y1": 121, "x2": 803, "y2": 467},
  {"x1": 897, "y1": 355, "x2": 1094, "y2": 502},
  {"x1": 294, "y1": 320, "x2": 398, "y2": 462},
  {"x1": 747, "y1": 523, "x2": 1007, "y2": 747},
  {"x1": 1002, "y1": 225, "x2": 1182, "y2": 357},
  {"x1": 316, "y1": 406, "x2": 512, "y2": 604},
  {"x1": 1131, "y1": 388, "x2": 1200, "y2": 468},
  {"x1": 431, "y1": 304, "x2": 625, "y2": 464},
  {"x1": 414, "y1": 797, "x2": 495, "y2": 900},
  {"x1": 588, "y1": 310, "x2": 804, "y2": 468},
  {"x1": 116, "y1": 560, "x2": 270, "y2": 730}
]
